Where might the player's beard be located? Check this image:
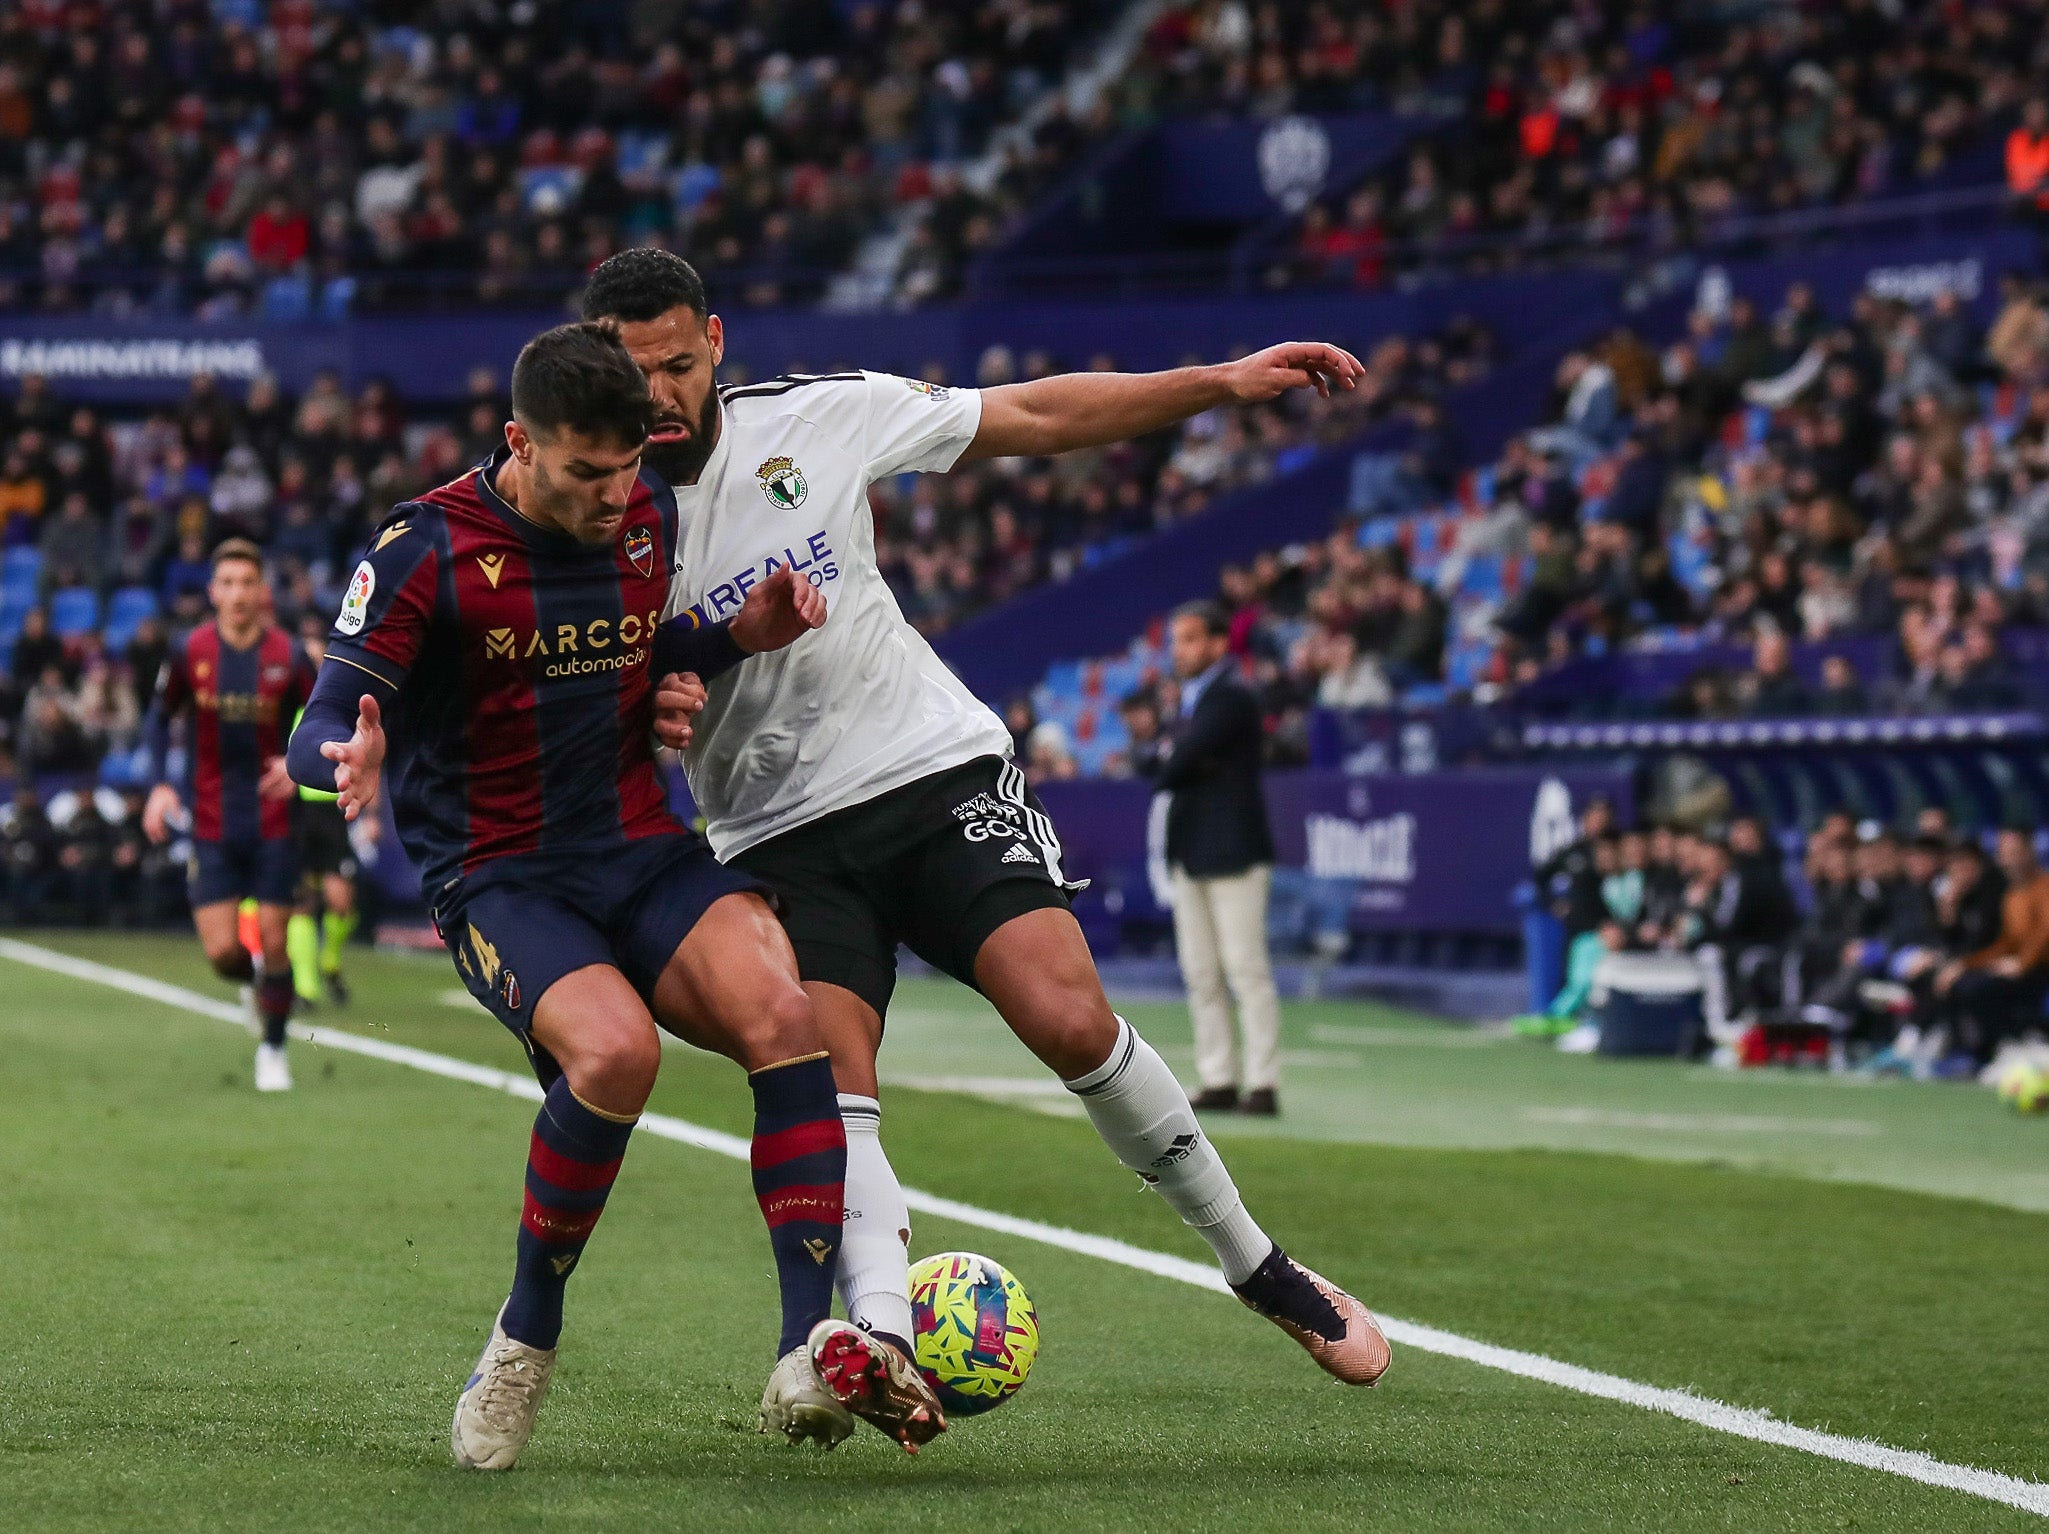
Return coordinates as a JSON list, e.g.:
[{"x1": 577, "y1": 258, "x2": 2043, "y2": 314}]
[{"x1": 642, "y1": 386, "x2": 721, "y2": 486}]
